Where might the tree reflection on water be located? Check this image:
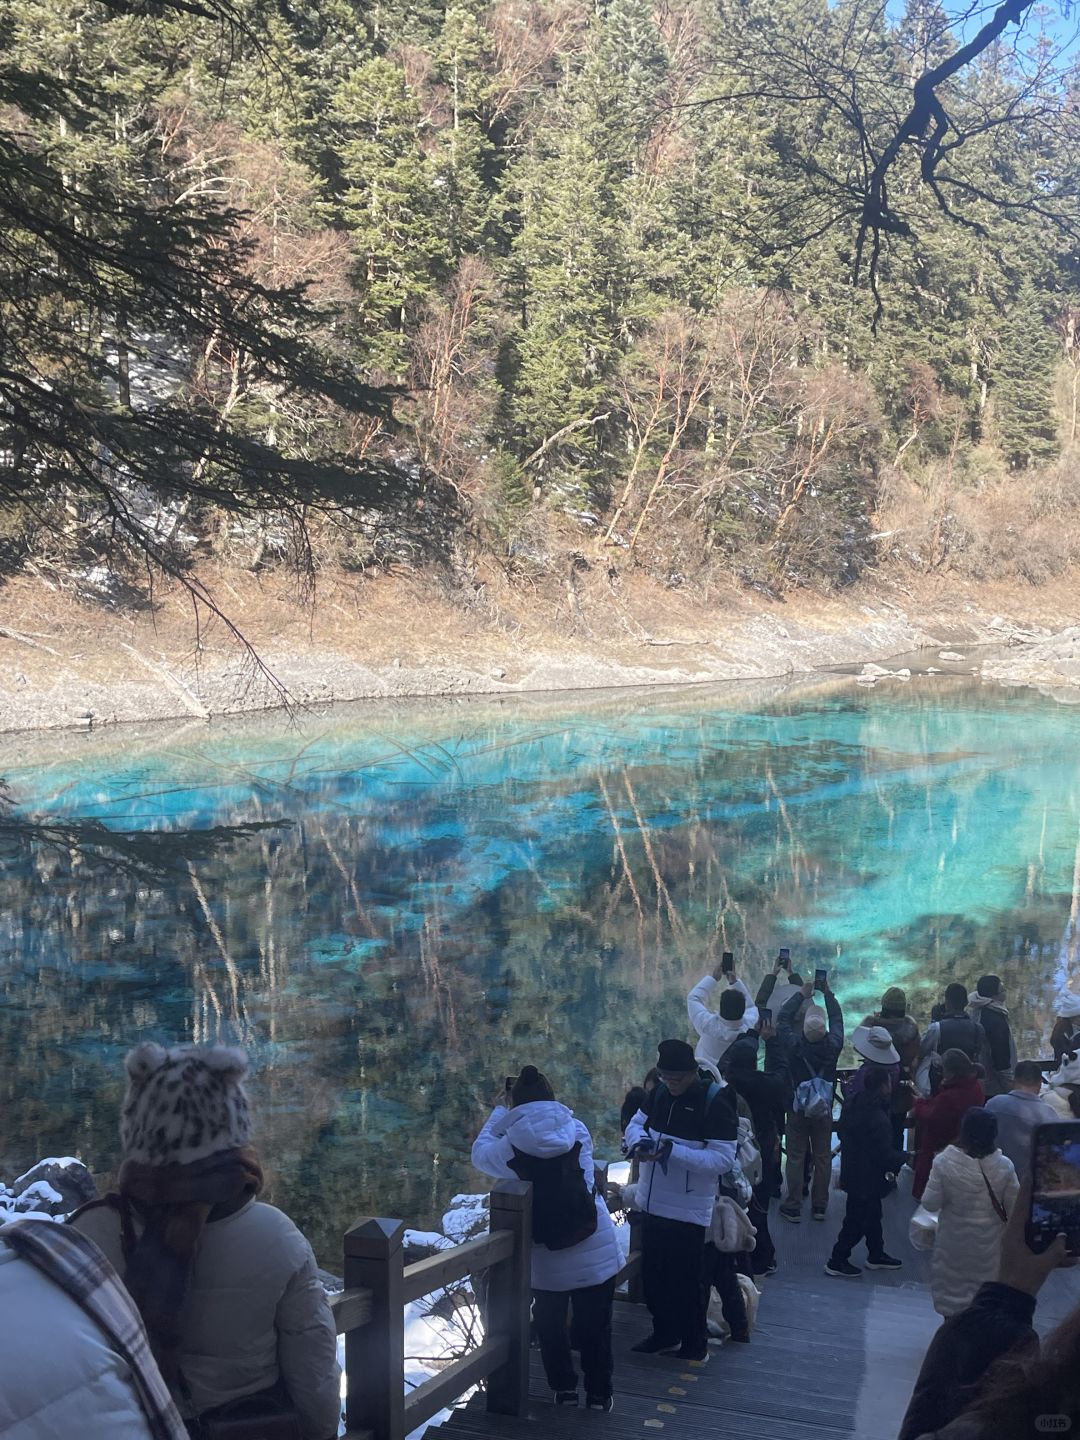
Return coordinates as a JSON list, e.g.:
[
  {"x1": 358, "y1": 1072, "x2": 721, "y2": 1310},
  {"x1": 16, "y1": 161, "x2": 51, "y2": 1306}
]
[{"x1": 1, "y1": 676, "x2": 1079, "y2": 1262}]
